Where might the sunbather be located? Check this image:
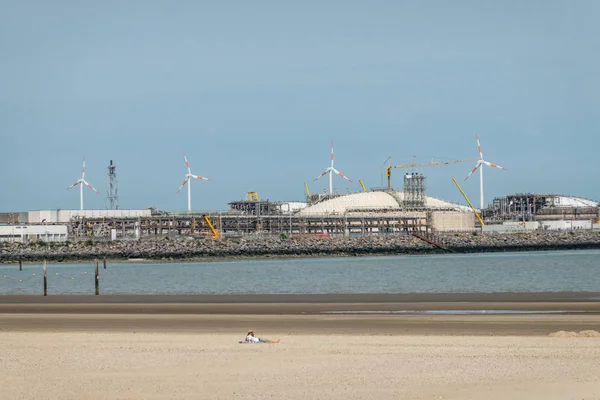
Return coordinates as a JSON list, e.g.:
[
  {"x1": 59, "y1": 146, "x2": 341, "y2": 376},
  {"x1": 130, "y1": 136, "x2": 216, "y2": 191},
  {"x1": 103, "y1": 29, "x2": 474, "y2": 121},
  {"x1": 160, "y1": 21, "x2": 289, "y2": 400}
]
[{"x1": 245, "y1": 330, "x2": 280, "y2": 343}]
